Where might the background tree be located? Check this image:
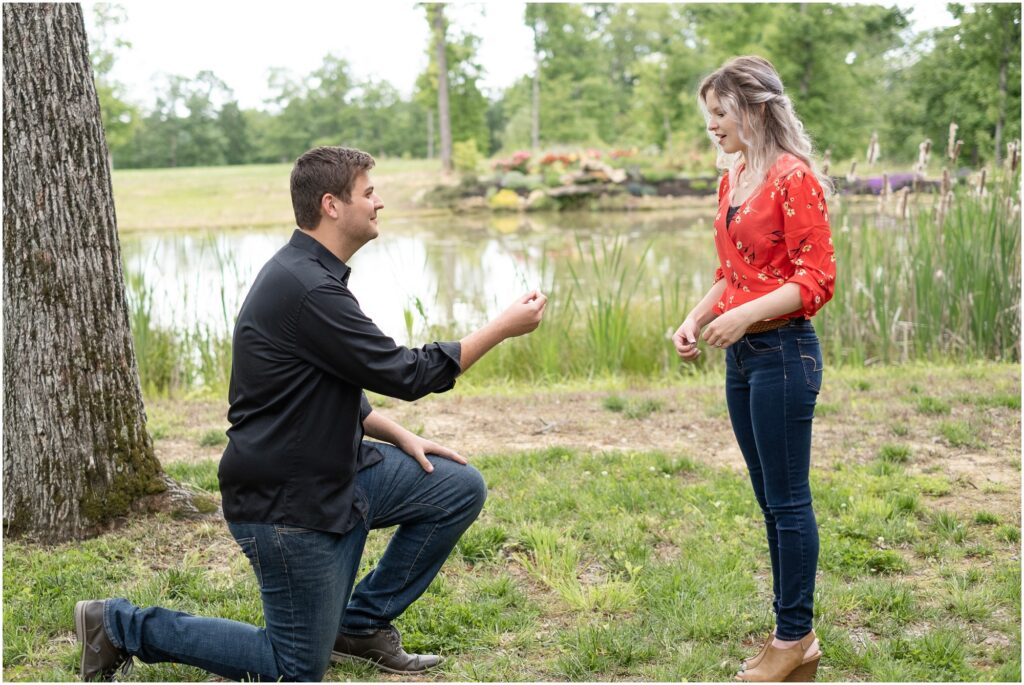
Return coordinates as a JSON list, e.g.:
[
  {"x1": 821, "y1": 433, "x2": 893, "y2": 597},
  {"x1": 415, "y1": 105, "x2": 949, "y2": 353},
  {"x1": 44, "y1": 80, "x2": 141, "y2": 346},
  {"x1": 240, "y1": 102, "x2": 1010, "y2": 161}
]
[
  {"x1": 87, "y1": 3, "x2": 139, "y2": 166},
  {"x1": 909, "y1": 3, "x2": 1021, "y2": 166},
  {"x1": 3, "y1": 3, "x2": 167, "y2": 541},
  {"x1": 430, "y1": 4, "x2": 452, "y2": 171}
]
